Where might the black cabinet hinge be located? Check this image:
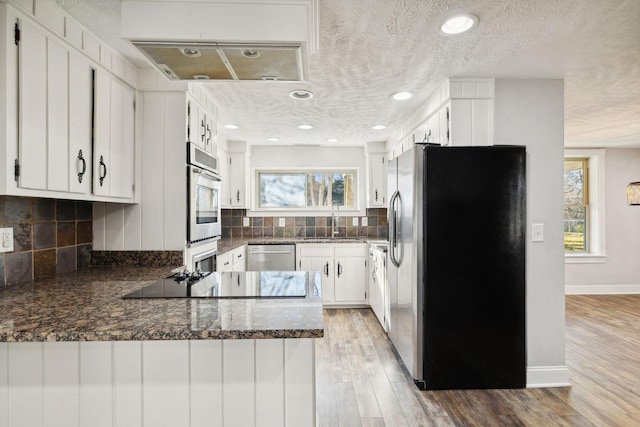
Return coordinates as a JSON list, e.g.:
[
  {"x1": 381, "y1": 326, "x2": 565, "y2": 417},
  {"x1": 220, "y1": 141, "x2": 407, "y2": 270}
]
[
  {"x1": 14, "y1": 159, "x2": 20, "y2": 181},
  {"x1": 14, "y1": 22, "x2": 20, "y2": 46}
]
